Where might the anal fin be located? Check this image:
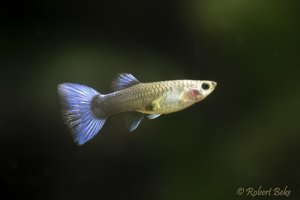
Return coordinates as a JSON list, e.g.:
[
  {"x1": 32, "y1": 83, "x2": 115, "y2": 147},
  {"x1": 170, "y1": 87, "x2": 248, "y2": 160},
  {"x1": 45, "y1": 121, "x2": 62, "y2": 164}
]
[{"x1": 124, "y1": 112, "x2": 144, "y2": 132}]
